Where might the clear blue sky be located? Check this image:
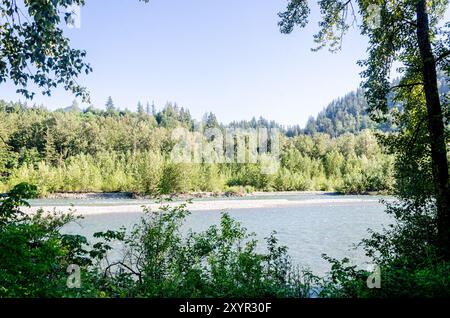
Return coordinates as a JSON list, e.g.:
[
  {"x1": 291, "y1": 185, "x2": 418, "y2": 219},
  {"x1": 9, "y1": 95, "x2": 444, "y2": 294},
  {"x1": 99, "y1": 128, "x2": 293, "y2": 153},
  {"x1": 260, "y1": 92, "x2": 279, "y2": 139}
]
[{"x1": 0, "y1": 0, "x2": 370, "y2": 127}]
